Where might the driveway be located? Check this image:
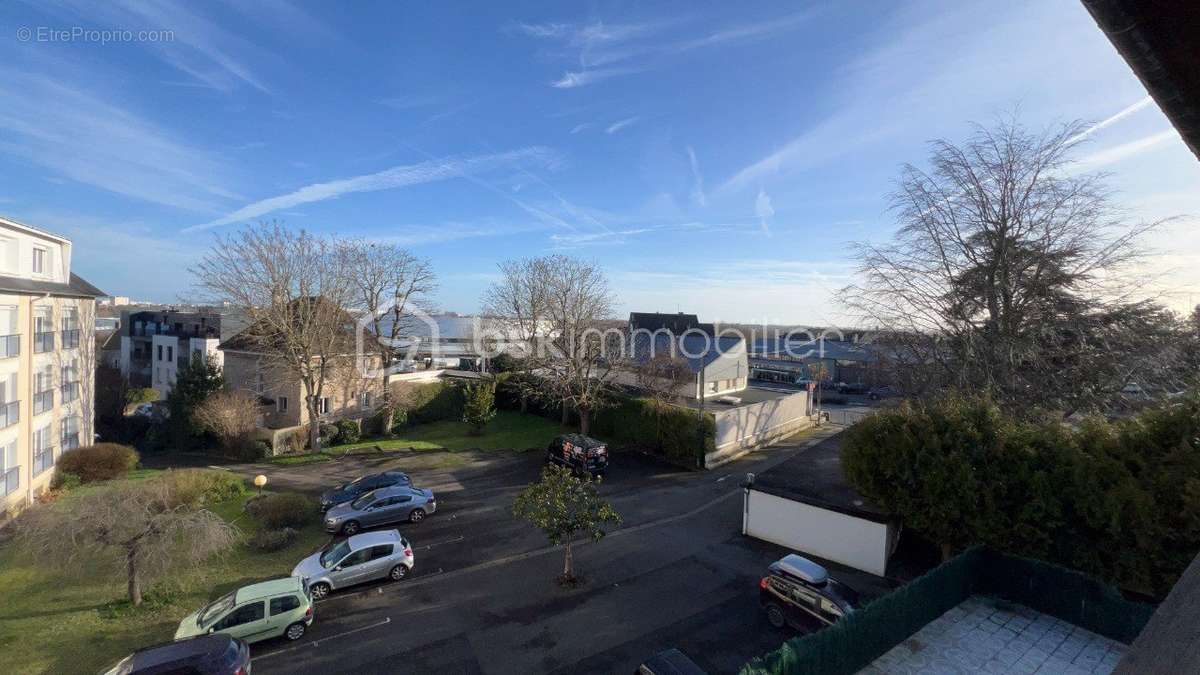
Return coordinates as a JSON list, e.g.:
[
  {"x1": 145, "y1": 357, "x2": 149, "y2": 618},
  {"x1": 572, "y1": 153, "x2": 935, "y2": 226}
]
[{"x1": 217, "y1": 429, "x2": 891, "y2": 674}]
